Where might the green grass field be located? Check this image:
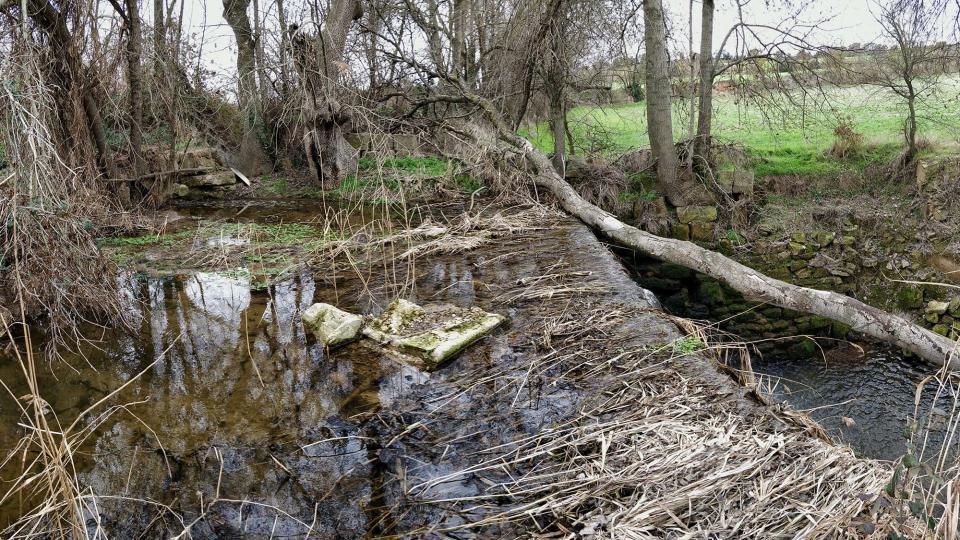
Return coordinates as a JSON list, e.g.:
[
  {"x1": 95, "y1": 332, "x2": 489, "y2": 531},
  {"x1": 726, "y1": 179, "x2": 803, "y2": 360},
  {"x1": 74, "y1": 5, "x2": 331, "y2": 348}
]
[{"x1": 525, "y1": 83, "x2": 960, "y2": 177}]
